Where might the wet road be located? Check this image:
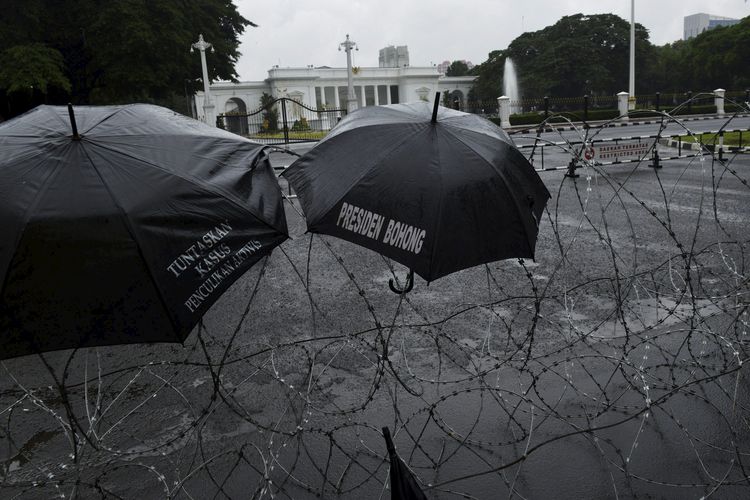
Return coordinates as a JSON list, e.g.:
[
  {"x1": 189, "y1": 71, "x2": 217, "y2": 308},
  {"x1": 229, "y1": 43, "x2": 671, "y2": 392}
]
[
  {"x1": 512, "y1": 114, "x2": 750, "y2": 144},
  {"x1": 1, "y1": 116, "x2": 748, "y2": 499},
  {"x1": 270, "y1": 114, "x2": 750, "y2": 172}
]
